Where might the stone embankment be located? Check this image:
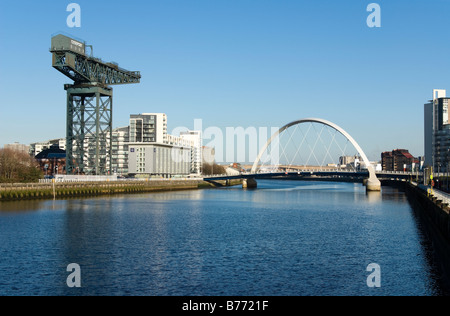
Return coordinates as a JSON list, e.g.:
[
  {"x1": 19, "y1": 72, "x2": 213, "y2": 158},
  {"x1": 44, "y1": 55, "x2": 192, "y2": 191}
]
[
  {"x1": 399, "y1": 181, "x2": 450, "y2": 289},
  {"x1": 0, "y1": 179, "x2": 241, "y2": 201}
]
